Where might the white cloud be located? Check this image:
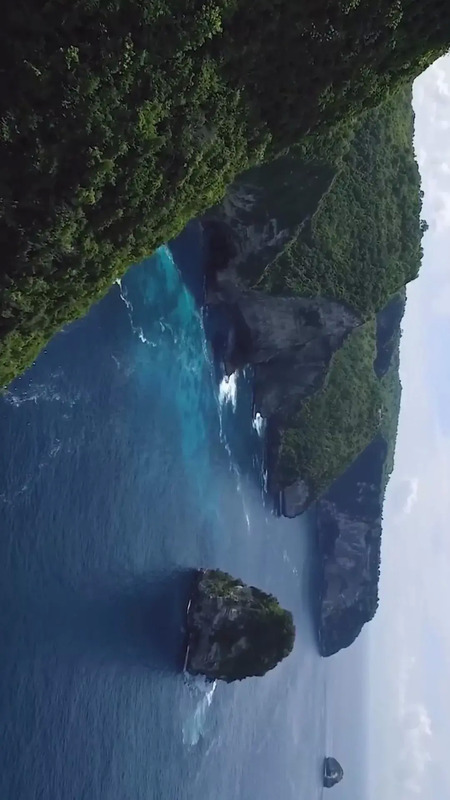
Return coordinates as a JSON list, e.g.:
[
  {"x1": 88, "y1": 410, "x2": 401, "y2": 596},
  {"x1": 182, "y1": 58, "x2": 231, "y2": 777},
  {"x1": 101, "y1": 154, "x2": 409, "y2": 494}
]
[
  {"x1": 432, "y1": 282, "x2": 450, "y2": 317},
  {"x1": 398, "y1": 704, "x2": 433, "y2": 797},
  {"x1": 403, "y1": 478, "x2": 419, "y2": 515},
  {"x1": 414, "y1": 54, "x2": 450, "y2": 232}
]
